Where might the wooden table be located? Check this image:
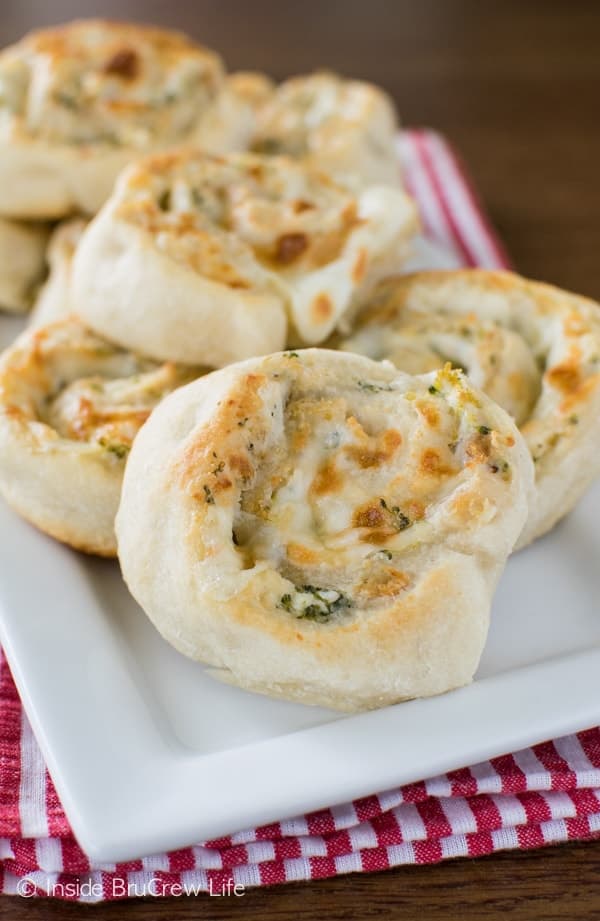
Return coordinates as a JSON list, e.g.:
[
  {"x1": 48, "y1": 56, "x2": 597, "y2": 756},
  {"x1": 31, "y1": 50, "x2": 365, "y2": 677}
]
[{"x1": 2, "y1": 1, "x2": 599, "y2": 918}]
